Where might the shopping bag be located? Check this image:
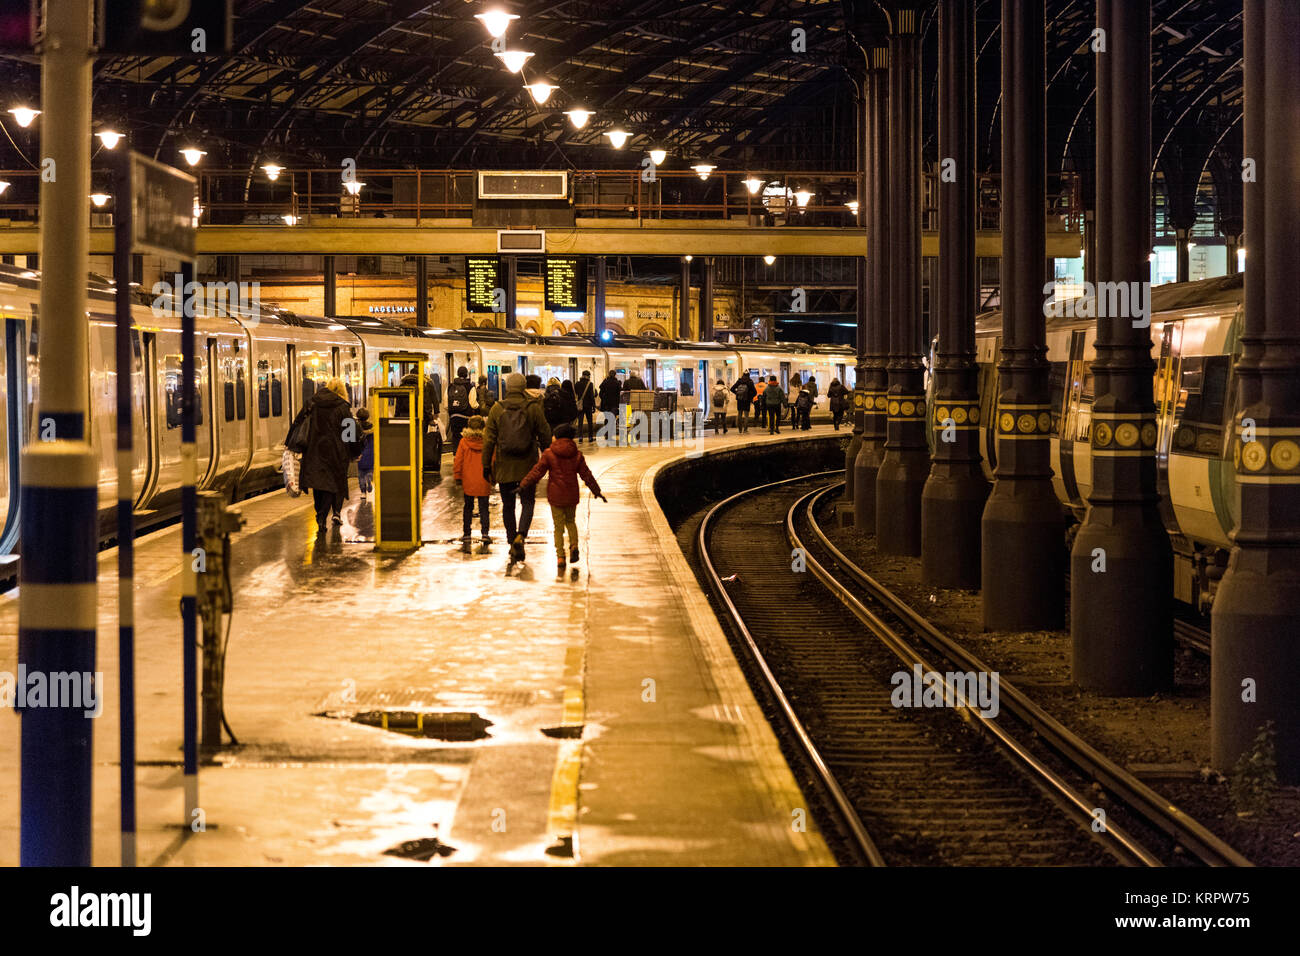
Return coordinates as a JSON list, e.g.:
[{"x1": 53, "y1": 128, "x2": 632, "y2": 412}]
[{"x1": 282, "y1": 448, "x2": 302, "y2": 497}]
